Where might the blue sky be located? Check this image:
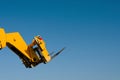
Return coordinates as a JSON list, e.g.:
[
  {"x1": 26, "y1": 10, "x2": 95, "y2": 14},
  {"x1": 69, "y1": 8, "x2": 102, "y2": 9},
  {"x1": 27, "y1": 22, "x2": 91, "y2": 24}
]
[{"x1": 0, "y1": 0, "x2": 120, "y2": 80}]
